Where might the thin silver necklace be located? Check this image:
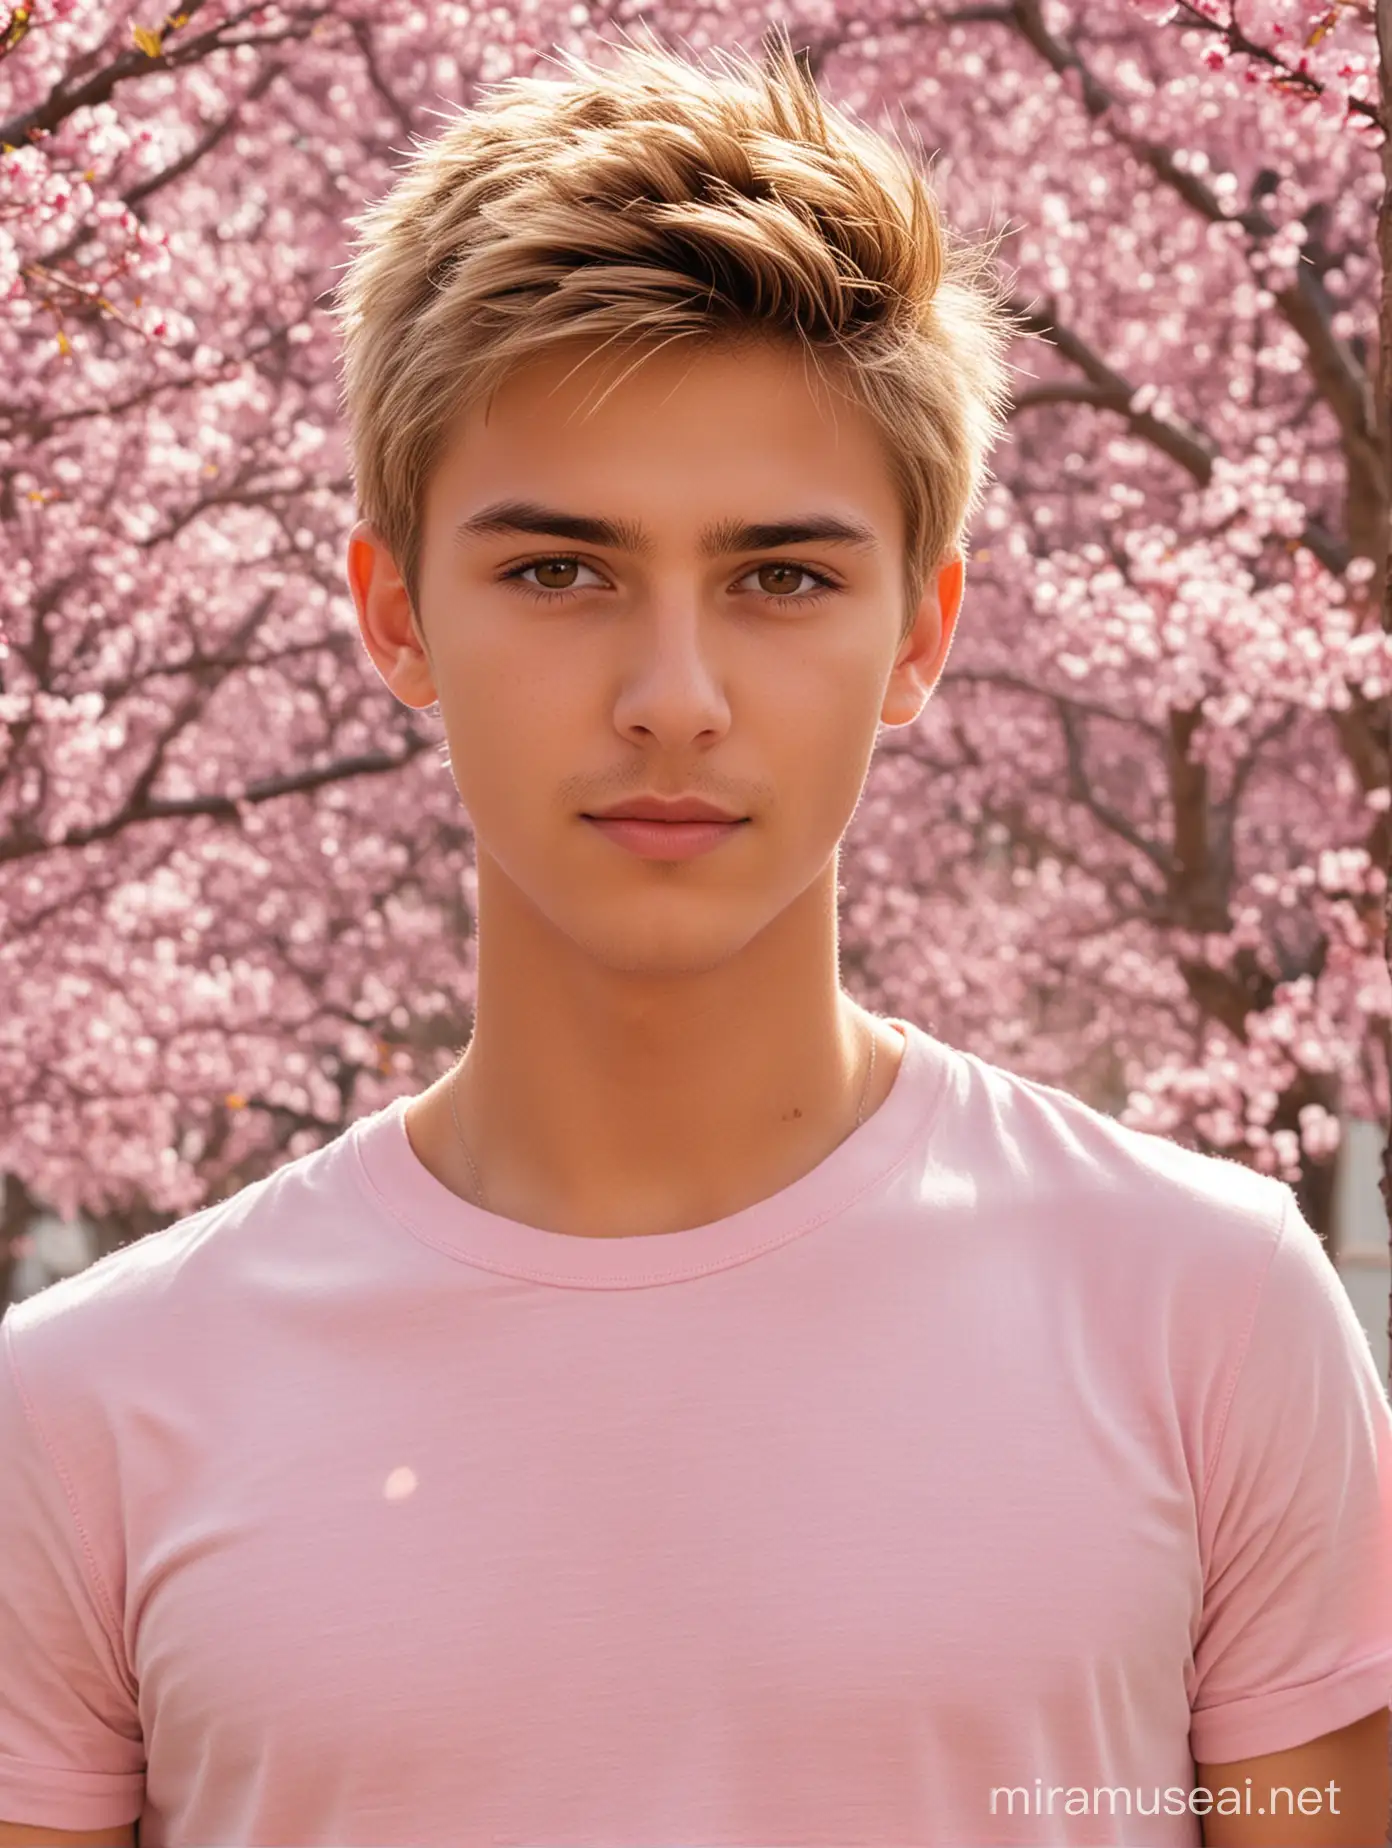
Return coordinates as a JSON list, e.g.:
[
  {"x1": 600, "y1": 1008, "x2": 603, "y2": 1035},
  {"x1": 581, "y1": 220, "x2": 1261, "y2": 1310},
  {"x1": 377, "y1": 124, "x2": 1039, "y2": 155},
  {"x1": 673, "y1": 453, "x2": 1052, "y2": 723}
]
[{"x1": 447, "y1": 1022, "x2": 878, "y2": 1215}]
